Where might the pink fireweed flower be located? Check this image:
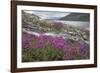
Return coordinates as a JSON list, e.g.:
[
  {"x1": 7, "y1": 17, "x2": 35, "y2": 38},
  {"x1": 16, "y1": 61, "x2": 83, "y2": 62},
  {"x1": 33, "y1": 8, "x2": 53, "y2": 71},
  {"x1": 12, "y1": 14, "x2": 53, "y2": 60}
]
[
  {"x1": 63, "y1": 47, "x2": 77, "y2": 60},
  {"x1": 47, "y1": 36, "x2": 67, "y2": 49},
  {"x1": 22, "y1": 32, "x2": 30, "y2": 49},
  {"x1": 79, "y1": 42, "x2": 89, "y2": 59},
  {"x1": 35, "y1": 34, "x2": 47, "y2": 49}
]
